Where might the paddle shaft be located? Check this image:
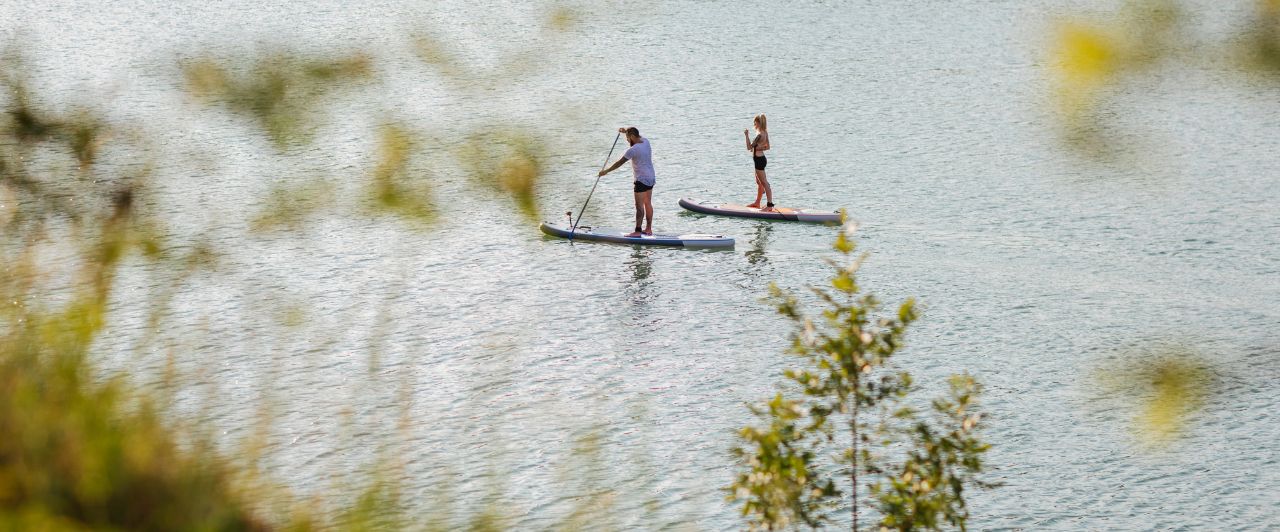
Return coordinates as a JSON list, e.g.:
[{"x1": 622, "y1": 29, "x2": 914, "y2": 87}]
[{"x1": 570, "y1": 132, "x2": 622, "y2": 237}]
